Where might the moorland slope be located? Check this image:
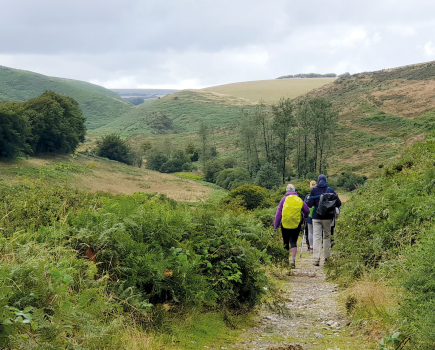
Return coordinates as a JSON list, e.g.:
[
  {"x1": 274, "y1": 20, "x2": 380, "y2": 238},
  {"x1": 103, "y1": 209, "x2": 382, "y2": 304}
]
[
  {"x1": 203, "y1": 78, "x2": 336, "y2": 104},
  {"x1": 298, "y1": 61, "x2": 435, "y2": 174},
  {"x1": 0, "y1": 65, "x2": 133, "y2": 130}
]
